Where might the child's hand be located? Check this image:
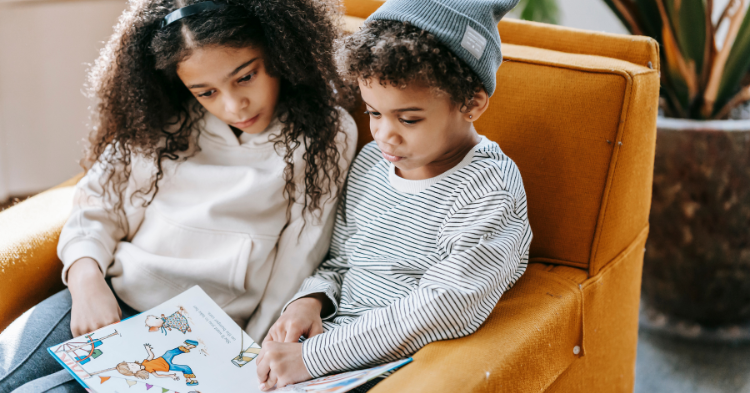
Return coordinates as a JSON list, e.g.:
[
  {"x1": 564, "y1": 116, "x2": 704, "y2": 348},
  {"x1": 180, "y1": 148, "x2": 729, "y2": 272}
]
[
  {"x1": 264, "y1": 295, "x2": 326, "y2": 345},
  {"x1": 68, "y1": 257, "x2": 122, "y2": 336},
  {"x1": 256, "y1": 342, "x2": 311, "y2": 391}
]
